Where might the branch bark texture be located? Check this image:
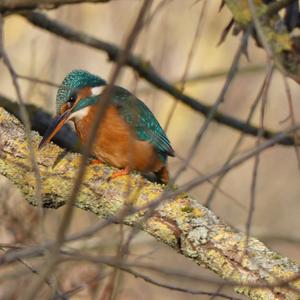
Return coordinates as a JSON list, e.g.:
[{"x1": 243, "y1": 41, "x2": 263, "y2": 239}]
[
  {"x1": 0, "y1": 107, "x2": 299, "y2": 300},
  {"x1": 225, "y1": 0, "x2": 300, "y2": 83}
]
